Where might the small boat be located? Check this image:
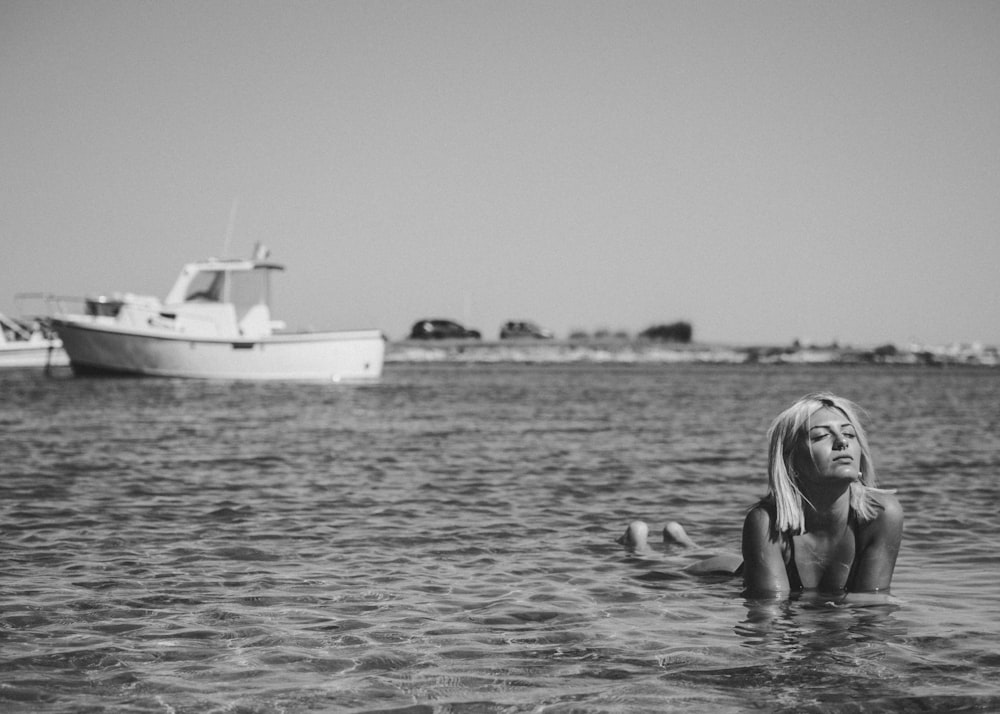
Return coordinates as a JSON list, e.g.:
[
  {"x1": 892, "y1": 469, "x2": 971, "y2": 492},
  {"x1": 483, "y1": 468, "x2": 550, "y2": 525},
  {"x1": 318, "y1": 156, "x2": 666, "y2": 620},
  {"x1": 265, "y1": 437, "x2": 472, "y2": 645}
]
[
  {"x1": 49, "y1": 246, "x2": 385, "y2": 381},
  {"x1": 0, "y1": 311, "x2": 69, "y2": 369}
]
